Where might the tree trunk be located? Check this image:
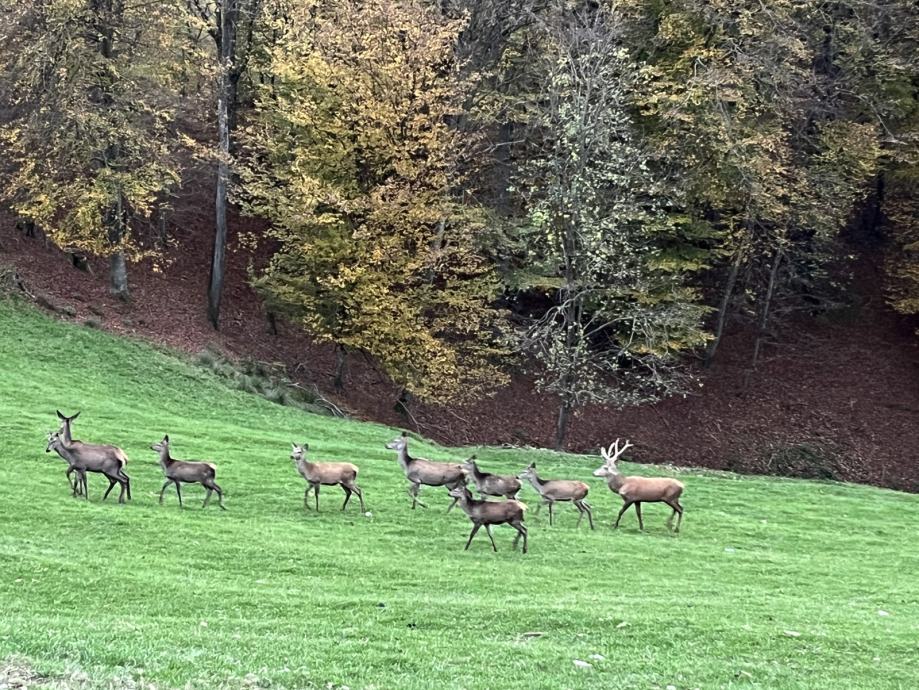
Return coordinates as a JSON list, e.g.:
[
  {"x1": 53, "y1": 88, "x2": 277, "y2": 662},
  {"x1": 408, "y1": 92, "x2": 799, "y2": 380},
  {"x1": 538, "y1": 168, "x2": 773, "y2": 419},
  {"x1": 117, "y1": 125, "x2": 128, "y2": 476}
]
[
  {"x1": 333, "y1": 344, "x2": 348, "y2": 392},
  {"x1": 207, "y1": 0, "x2": 240, "y2": 330},
  {"x1": 554, "y1": 396, "x2": 572, "y2": 451},
  {"x1": 705, "y1": 250, "x2": 743, "y2": 368},
  {"x1": 106, "y1": 194, "x2": 129, "y2": 301},
  {"x1": 751, "y1": 250, "x2": 783, "y2": 370}
]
